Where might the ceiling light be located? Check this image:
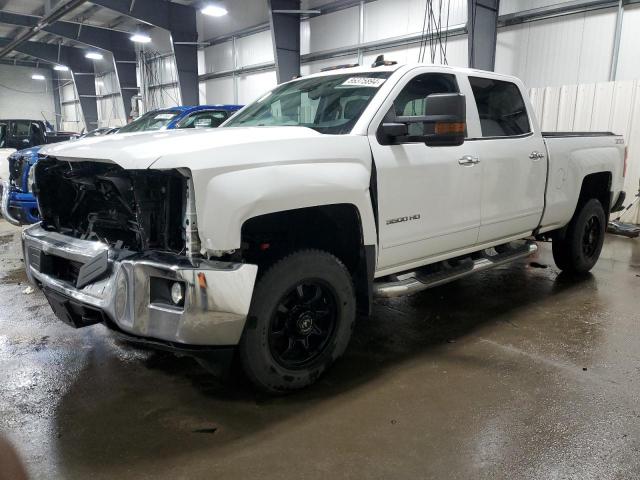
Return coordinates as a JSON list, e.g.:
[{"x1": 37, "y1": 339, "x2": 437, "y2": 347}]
[
  {"x1": 85, "y1": 52, "x2": 103, "y2": 60},
  {"x1": 201, "y1": 4, "x2": 228, "y2": 16},
  {"x1": 54, "y1": 65, "x2": 69, "y2": 71},
  {"x1": 31, "y1": 74, "x2": 46, "y2": 80},
  {"x1": 130, "y1": 33, "x2": 151, "y2": 43}
]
